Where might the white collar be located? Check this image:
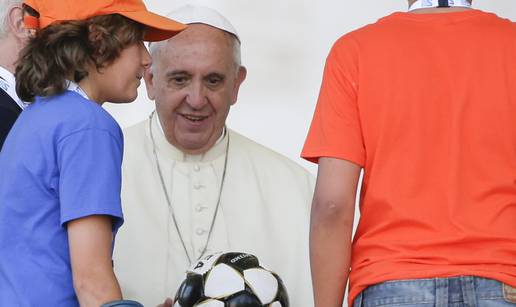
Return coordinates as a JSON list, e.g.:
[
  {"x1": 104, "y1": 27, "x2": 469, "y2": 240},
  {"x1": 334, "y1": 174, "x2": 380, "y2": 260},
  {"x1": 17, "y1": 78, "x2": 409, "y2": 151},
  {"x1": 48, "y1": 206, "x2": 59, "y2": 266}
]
[
  {"x1": 65, "y1": 80, "x2": 90, "y2": 100},
  {"x1": 0, "y1": 65, "x2": 27, "y2": 110},
  {"x1": 409, "y1": 0, "x2": 472, "y2": 11}
]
